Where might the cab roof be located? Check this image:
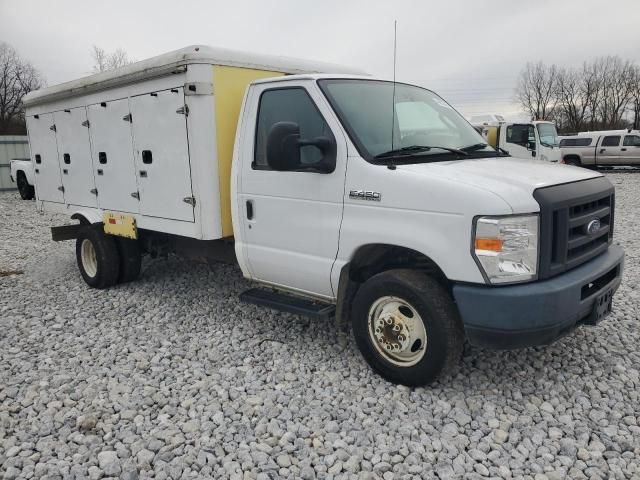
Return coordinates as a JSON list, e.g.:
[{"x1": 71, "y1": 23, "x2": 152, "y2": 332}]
[{"x1": 23, "y1": 45, "x2": 366, "y2": 107}]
